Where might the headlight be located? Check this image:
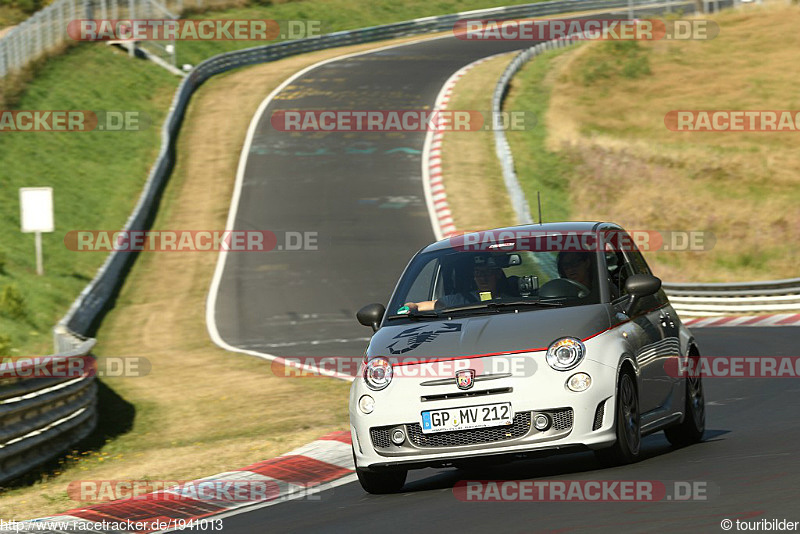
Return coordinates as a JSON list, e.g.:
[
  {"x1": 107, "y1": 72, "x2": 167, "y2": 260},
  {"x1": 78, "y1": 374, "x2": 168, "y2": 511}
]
[
  {"x1": 358, "y1": 395, "x2": 375, "y2": 414},
  {"x1": 364, "y1": 357, "x2": 393, "y2": 390},
  {"x1": 546, "y1": 338, "x2": 585, "y2": 371},
  {"x1": 567, "y1": 372, "x2": 592, "y2": 392}
]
